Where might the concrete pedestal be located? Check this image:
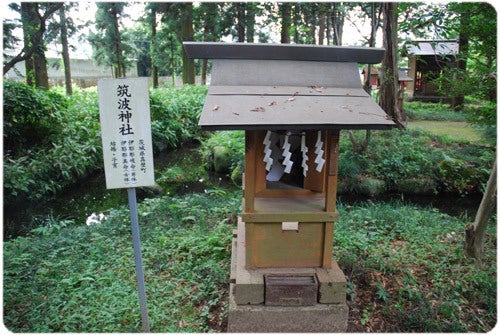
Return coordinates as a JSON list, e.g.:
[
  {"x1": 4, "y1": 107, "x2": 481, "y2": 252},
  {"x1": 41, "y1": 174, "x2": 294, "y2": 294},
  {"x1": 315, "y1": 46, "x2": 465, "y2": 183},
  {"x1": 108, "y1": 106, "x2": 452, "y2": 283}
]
[
  {"x1": 228, "y1": 284, "x2": 349, "y2": 332},
  {"x1": 227, "y1": 219, "x2": 349, "y2": 332}
]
